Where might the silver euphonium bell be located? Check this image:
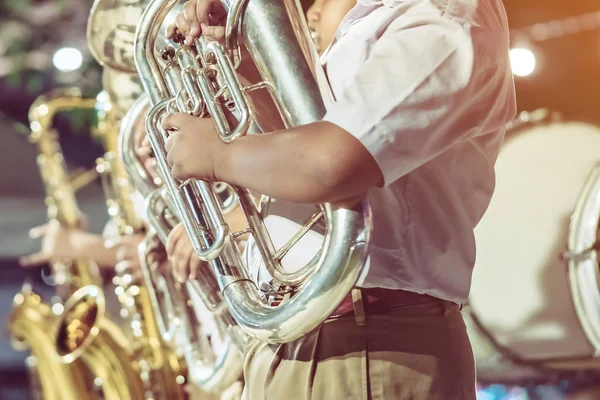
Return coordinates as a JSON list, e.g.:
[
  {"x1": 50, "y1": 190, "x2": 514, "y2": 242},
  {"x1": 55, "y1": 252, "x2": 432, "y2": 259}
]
[
  {"x1": 87, "y1": 0, "x2": 152, "y2": 73},
  {"x1": 118, "y1": 93, "x2": 244, "y2": 393},
  {"x1": 134, "y1": 0, "x2": 372, "y2": 344}
]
